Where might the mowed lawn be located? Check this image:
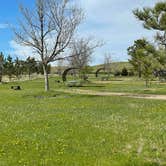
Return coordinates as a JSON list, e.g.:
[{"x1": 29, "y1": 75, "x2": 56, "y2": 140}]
[
  {"x1": 0, "y1": 78, "x2": 165, "y2": 166},
  {"x1": 79, "y1": 77, "x2": 166, "y2": 95}
]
